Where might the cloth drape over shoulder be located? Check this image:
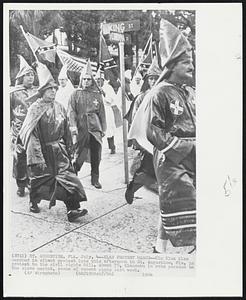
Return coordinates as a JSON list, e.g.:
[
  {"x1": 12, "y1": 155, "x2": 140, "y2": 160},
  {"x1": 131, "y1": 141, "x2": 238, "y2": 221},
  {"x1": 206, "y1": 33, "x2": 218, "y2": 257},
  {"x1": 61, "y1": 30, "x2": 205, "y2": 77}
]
[
  {"x1": 19, "y1": 98, "x2": 50, "y2": 150},
  {"x1": 19, "y1": 99, "x2": 86, "y2": 208},
  {"x1": 128, "y1": 82, "x2": 173, "y2": 154}
]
